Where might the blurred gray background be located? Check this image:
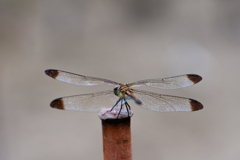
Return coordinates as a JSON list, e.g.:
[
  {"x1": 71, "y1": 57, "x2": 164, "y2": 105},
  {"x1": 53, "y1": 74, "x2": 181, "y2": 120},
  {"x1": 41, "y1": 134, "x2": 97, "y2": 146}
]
[{"x1": 1, "y1": 0, "x2": 240, "y2": 160}]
